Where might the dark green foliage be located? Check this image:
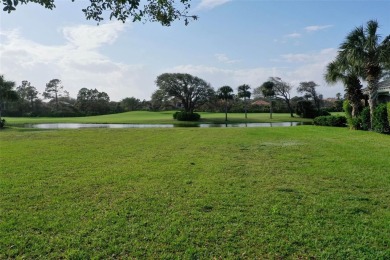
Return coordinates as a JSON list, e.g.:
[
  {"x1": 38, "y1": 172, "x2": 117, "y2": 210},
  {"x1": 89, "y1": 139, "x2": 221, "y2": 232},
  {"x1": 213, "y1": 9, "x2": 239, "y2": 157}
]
[
  {"x1": 337, "y1": 20, "x2": 390, "y2": 126},
  {"x1": 0, "y1": 75, "x2": 19, "y2": 127},
  {"x1": 317, "y1": 110, "x2": 331, "y2": 116},
  {"x1": 297, "y1": 81, "x2": 321, "y2": 111},
  {"x1": 173, "y1": 111, "x2": 179, "y2": 119},
  {"x1": 372, "y1": 103, "x2": 389, "y2": 133},
  {"x1": 343, "y1": 100, "x2": 354, "y2": 128},
  {"x1": 295, "y1": 100, "x2": 317, "y2": 118},
  {"x1": 76, "y1": 88, "x2": 111, "y2": 116},
  {"x1": 360, "y1": 107, "x2": 371, "y2": 131},
  {"x1": 387, "y1": 103, "x2": 390, "y2": 125},
  {"x1": 156, "y1": 73, "x2": 215, "y2": 113},
  {"x1": 0, "y1": 118, "x2": 5, "y2": 128},
  {"x1": 174, "y1": 111, "x2": 200, "y2": 121},
  {"x1": 350, "y1": 117, "x2": 362, "y2": 130},
  {"x1": 343, "y1": 100, "x2": 352, "y2": 118},
  {"x1": 120, "y1": 97, "x2": 142, "y2": 111},
  {"x1": 217, "y1": 86, "x2": 234, "y2": 121},
  {"x1": 260, "y1": 81, "x2": 275, "y2": 97},
  {"x1": 313, "y1": 115, "x2": 347, "y2": 127}
]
